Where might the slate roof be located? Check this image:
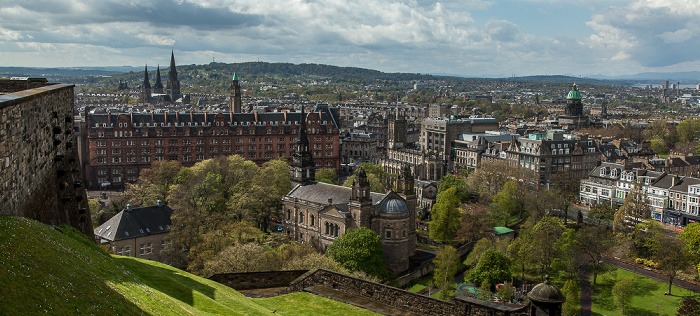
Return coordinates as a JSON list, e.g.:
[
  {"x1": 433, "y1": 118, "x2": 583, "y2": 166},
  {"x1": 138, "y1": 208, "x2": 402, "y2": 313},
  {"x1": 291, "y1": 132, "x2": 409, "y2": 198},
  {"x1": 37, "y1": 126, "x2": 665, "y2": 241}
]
[
  {"x1": 94, "y1": 204, "x2": 173, "y2": 242},
  {"x1": 287, "y1": 182, "x2": 384, "y2": 205}
]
